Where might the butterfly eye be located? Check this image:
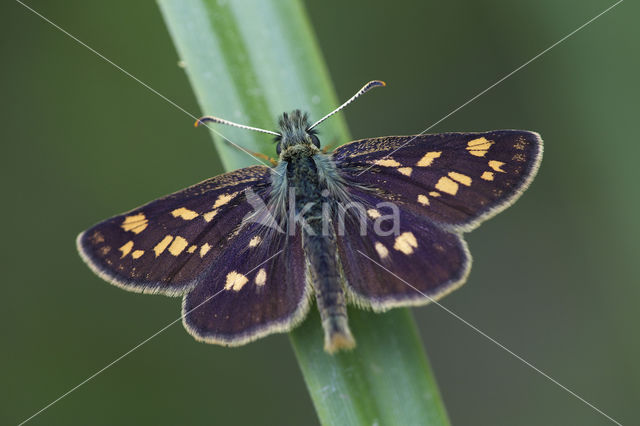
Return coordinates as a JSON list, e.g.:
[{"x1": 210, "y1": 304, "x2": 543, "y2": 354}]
[
  {"x1": 276, "y1": 140, "x2": 282, "y2": 155},
  {"x1": 310, "y1": 134, "x2": 321, "y2": 148}
]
